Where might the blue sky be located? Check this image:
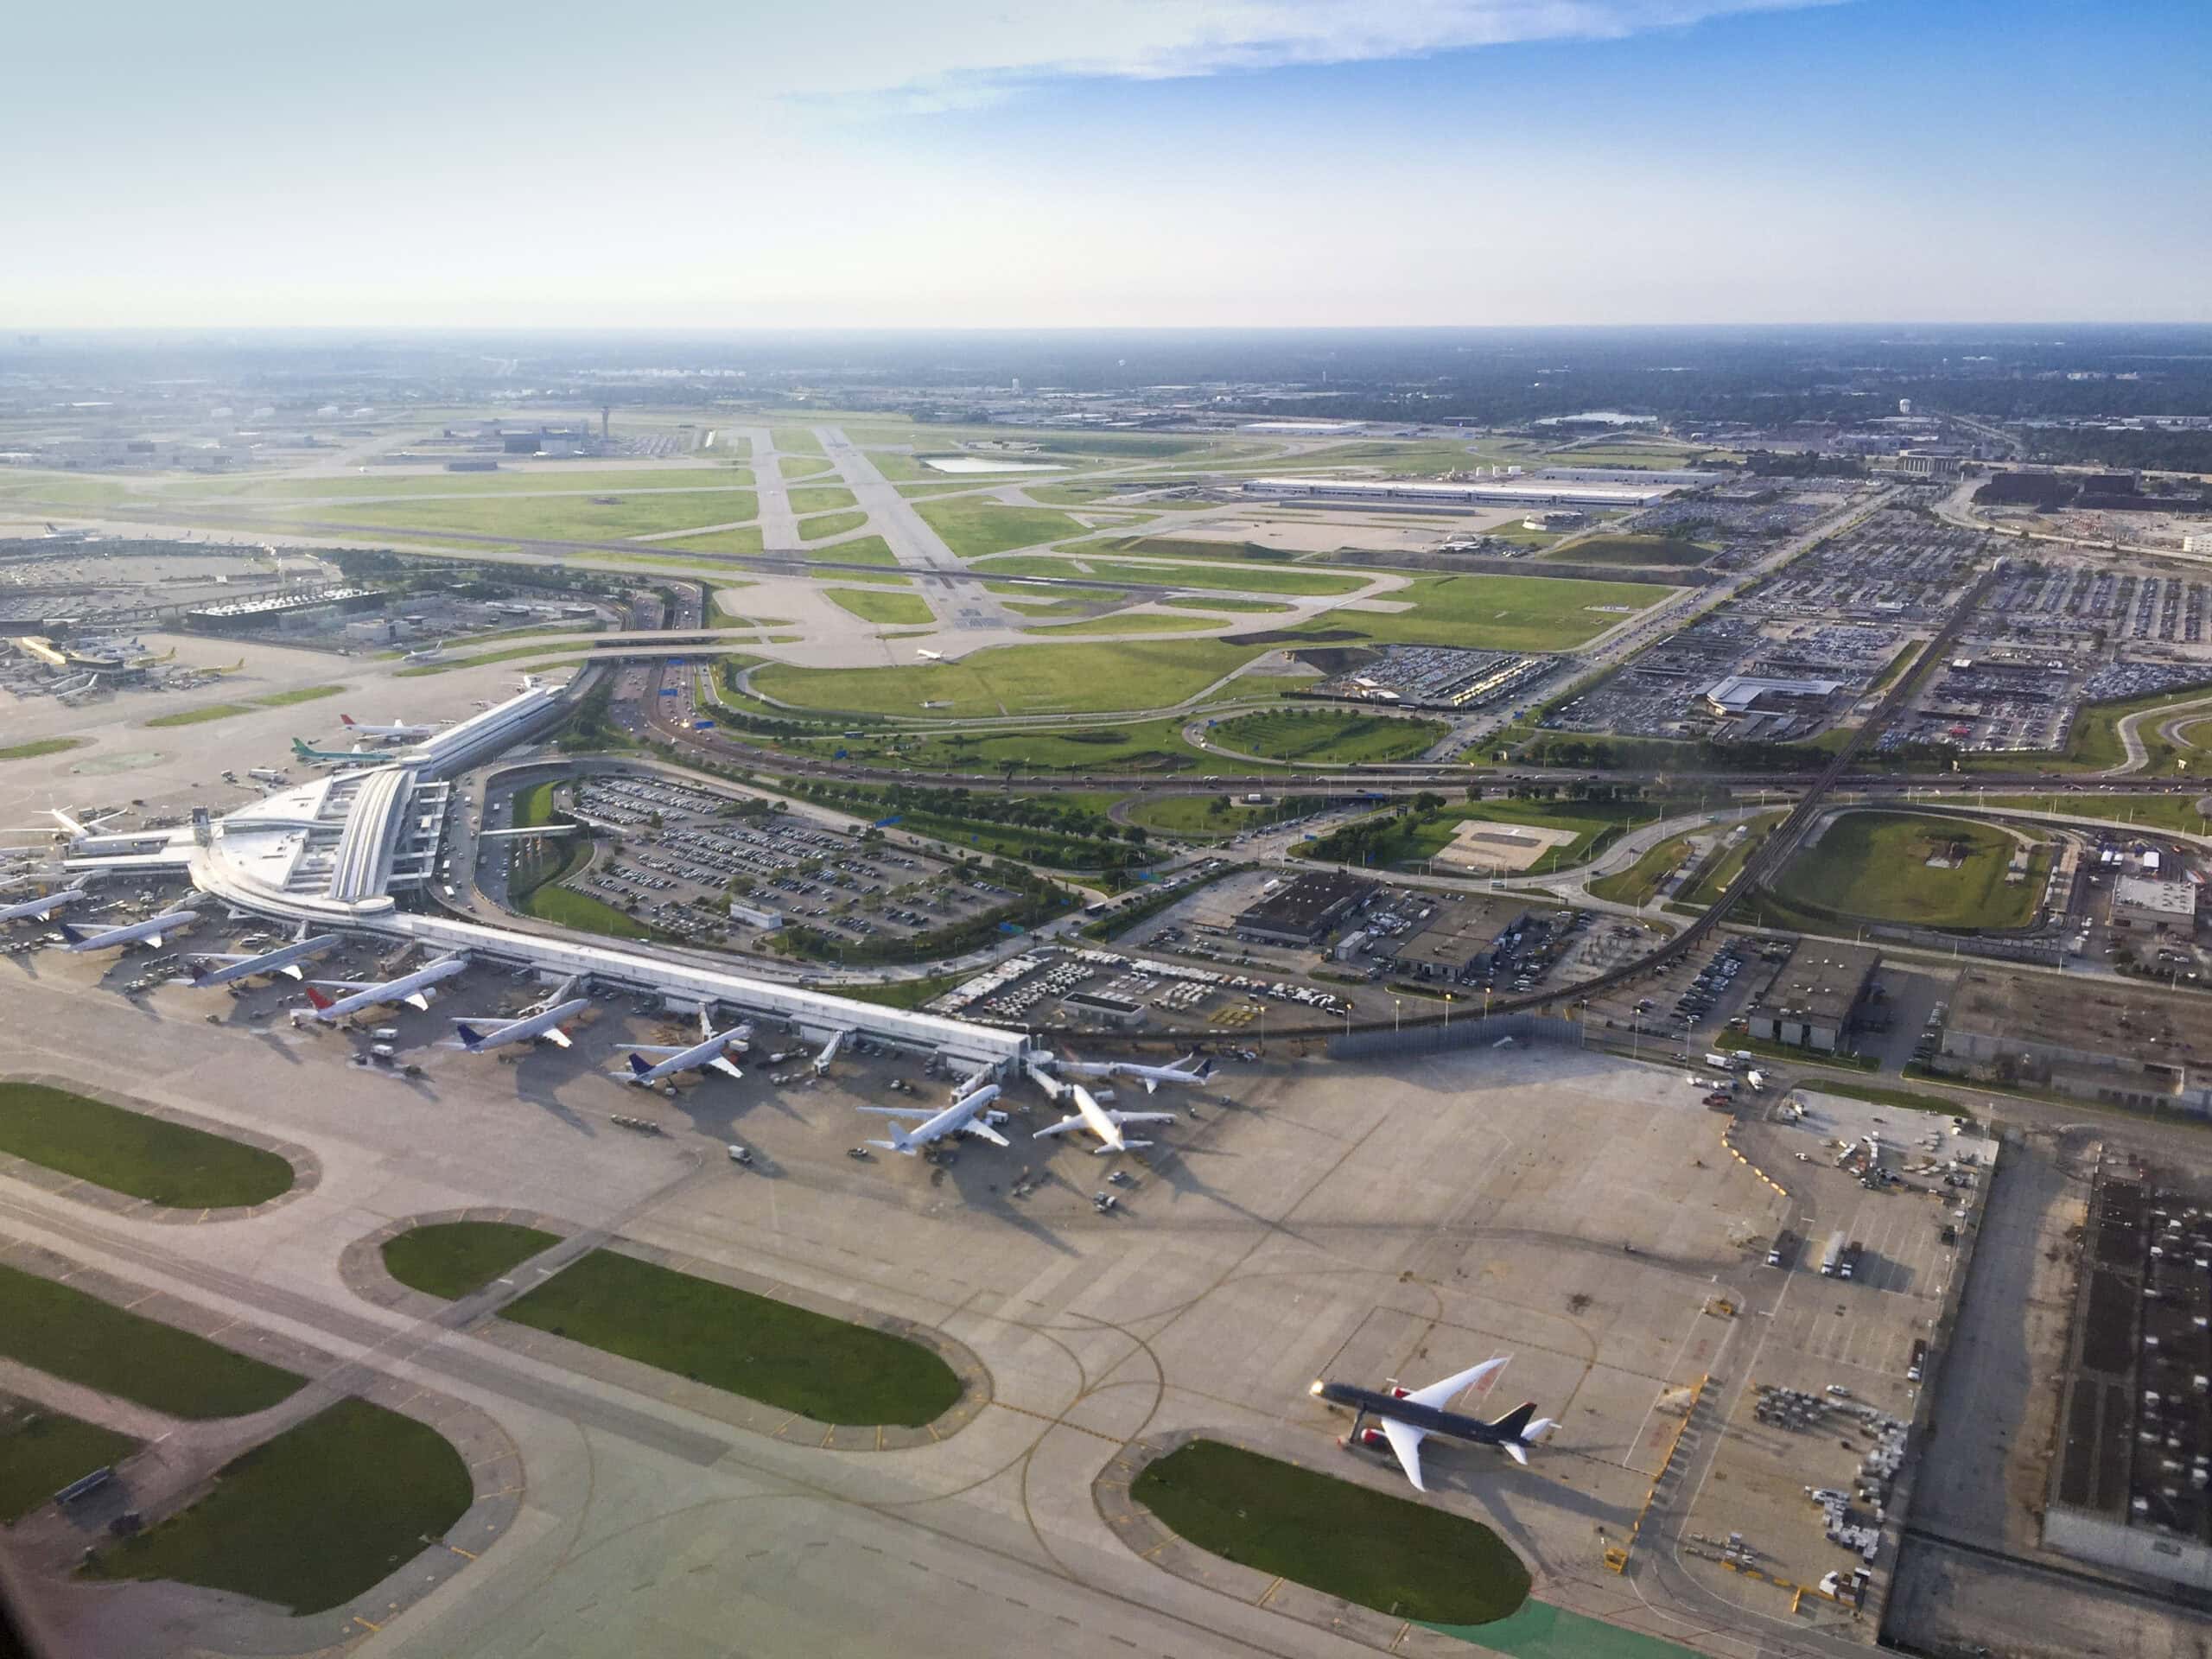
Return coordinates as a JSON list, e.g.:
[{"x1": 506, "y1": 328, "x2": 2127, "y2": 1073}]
[{"x1": 6, "y1": 0, "x2": 2206, "y2": 327}]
